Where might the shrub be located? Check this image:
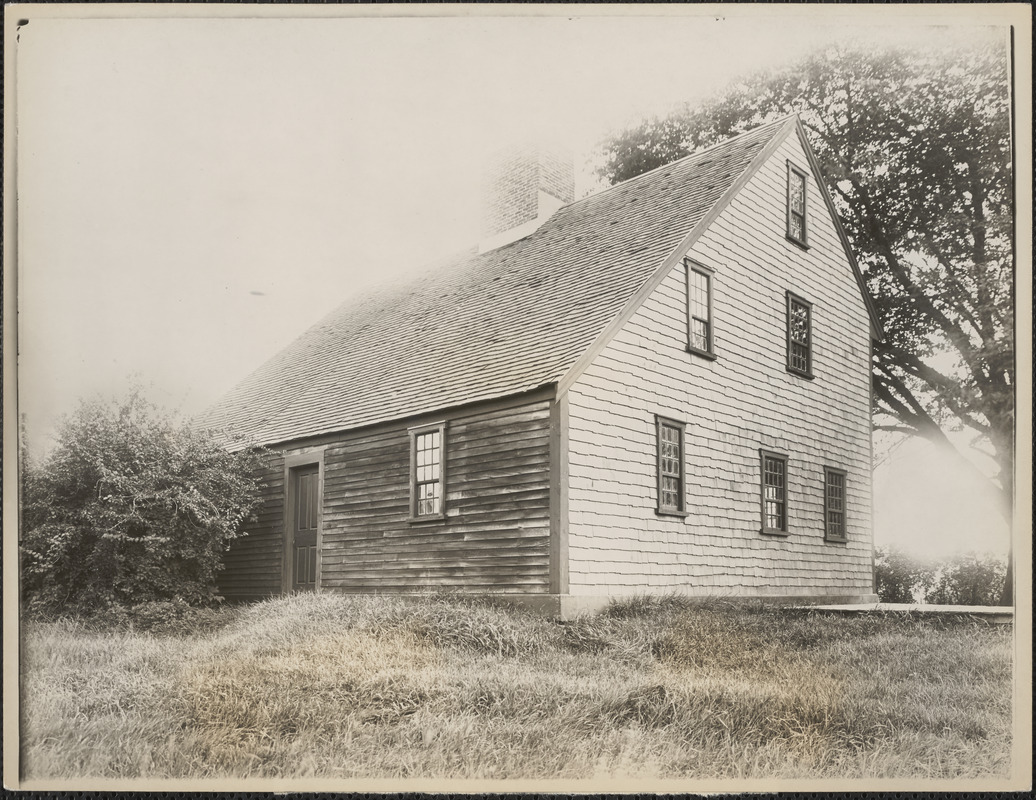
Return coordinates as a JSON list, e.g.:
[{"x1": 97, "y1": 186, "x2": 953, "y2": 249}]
[
  {"x1": 21, "y1": 389, "x2": 267, "y2": 611},
  {"x1": 927, "y1": 553, "x2": 1007, "y2": 606},
  {"x1": 874, "y1": 546, "x2": 936, "y2": 603},
  {"x1": 875, "y1": 546, "x2": 1008, "y2": 606}
]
